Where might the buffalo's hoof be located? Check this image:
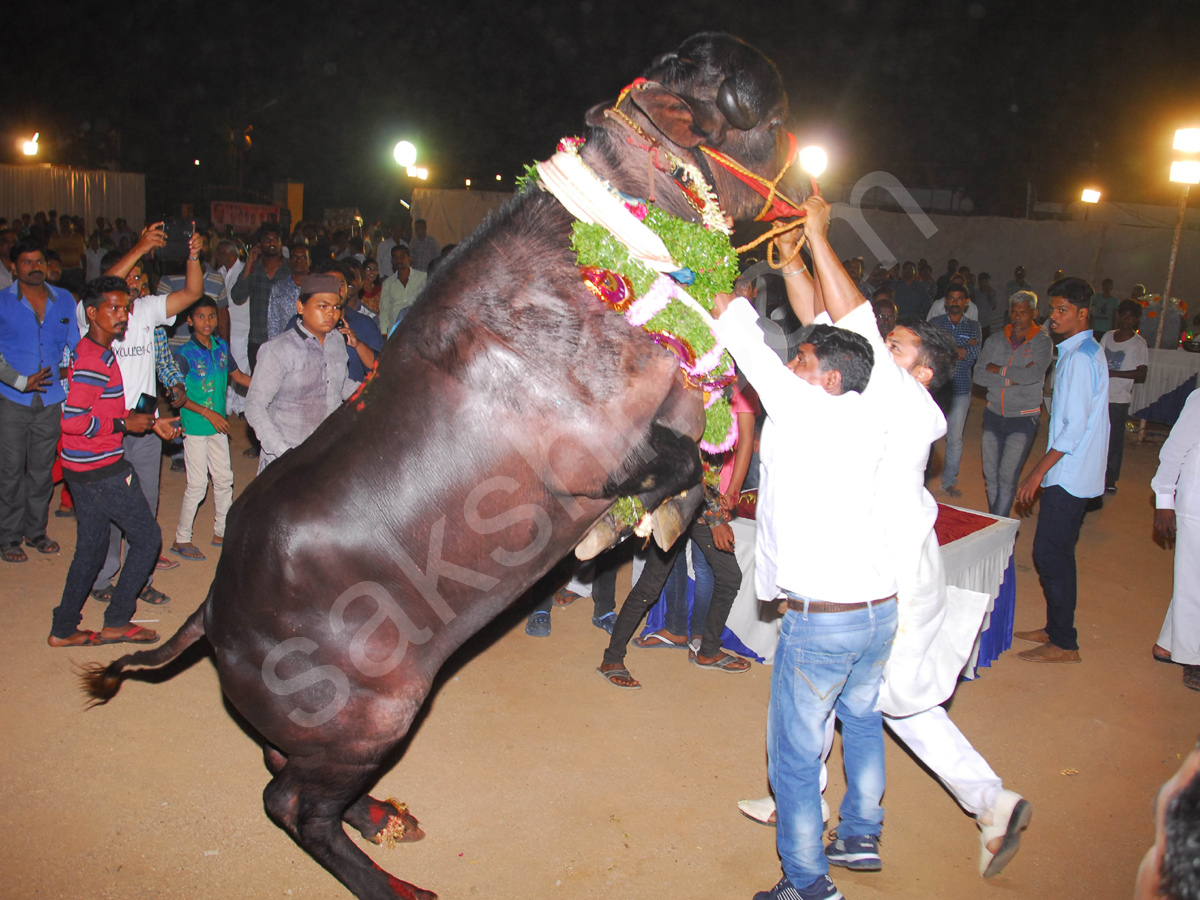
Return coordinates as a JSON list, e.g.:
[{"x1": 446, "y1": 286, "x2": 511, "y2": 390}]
[
  {"x1": 575, "y1": 516, "x2": 619, "y2": 560},
  {"x1": 368, "y1": 799, "x2": 425, "y2": 847}
]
